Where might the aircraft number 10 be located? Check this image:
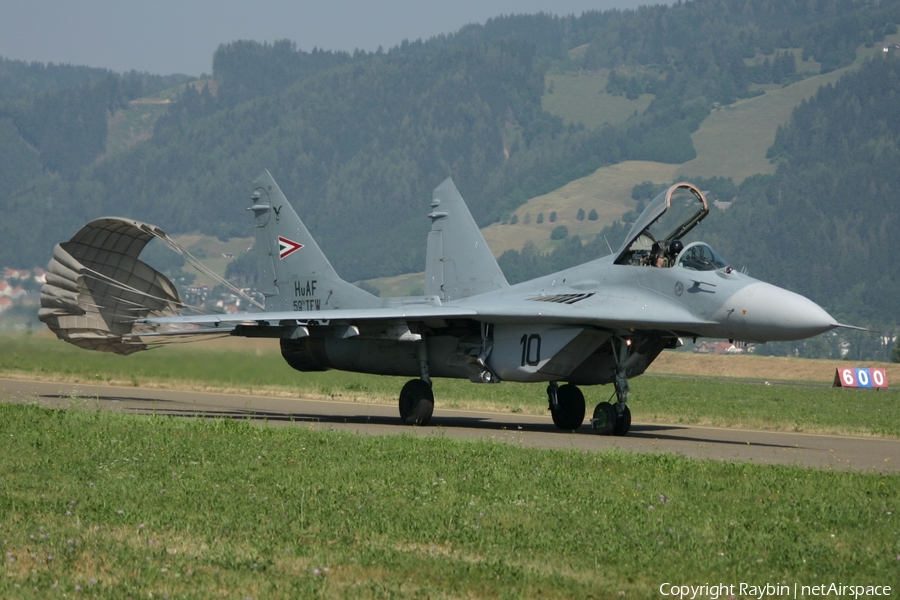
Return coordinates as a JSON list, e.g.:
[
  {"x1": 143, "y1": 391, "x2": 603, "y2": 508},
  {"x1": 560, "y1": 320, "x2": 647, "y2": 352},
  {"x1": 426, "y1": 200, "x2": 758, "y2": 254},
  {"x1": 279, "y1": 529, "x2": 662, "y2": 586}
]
[{"x1": 520, "y1": 334, "x2": 542, "y2": 367}]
